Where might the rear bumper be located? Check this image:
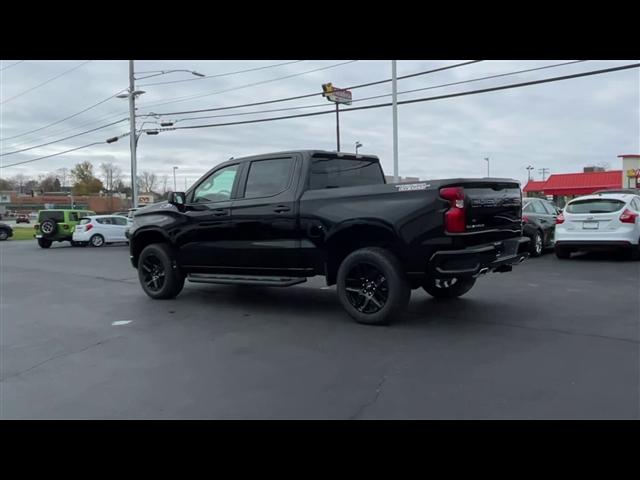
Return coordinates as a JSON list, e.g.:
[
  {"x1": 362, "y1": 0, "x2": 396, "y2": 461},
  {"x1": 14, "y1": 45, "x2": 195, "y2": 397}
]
[
  {"x1": 555, "y1": 240, "x2": 635, "y2": 250},
  {"x1": 428, "y1": 236, "x2": 529, "y2": 277}
]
